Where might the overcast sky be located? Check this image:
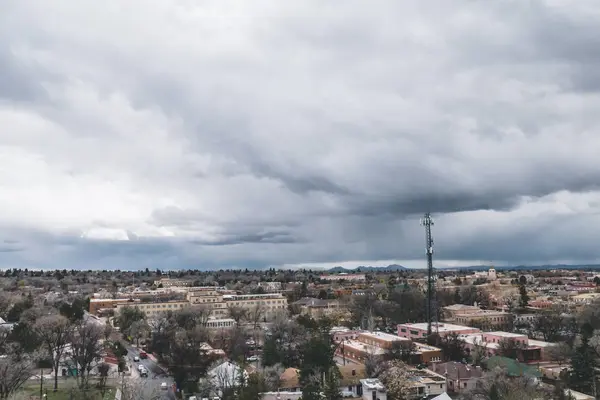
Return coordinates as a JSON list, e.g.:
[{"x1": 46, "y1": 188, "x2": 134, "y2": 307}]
[{"x1": 2, "y1": 0, "x2": 600, "y2": 270}]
